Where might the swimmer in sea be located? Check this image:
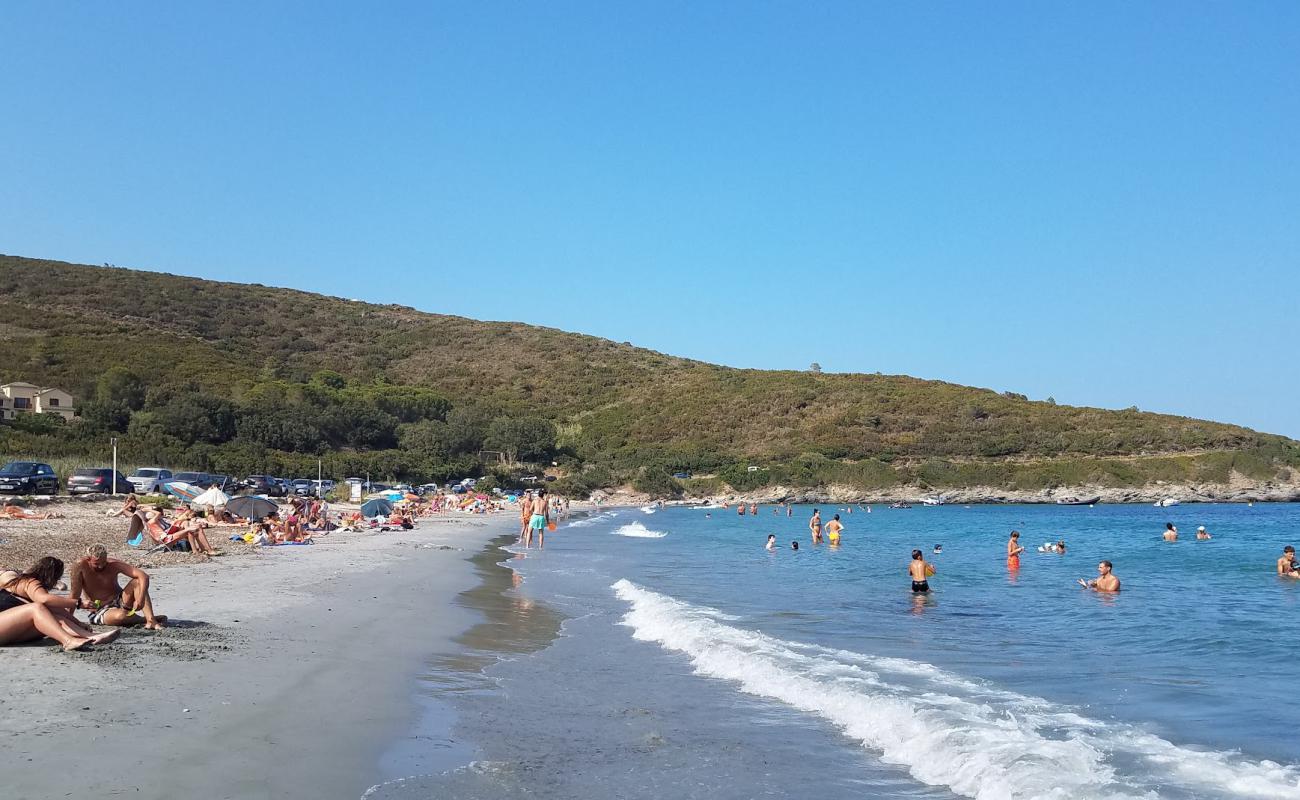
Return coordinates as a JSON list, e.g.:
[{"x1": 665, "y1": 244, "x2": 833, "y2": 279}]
[
  {"x1": 1079, "y1": 560, "x2": 1121, "y2": 592},
  {"x1": 766, "y1": 534, "x2": 776, "y2": 552},
  {"x1": 1163, "y1": 523, "x2": 1178, "y2": 542},
  {"x1": 1007, "y1": 530, "x2": 1024, "y2": 570},
  {"x1": 1055, "y1": 540, "x2": 1066, "y2": 554},
  {"x1": 809, "y1": 509, "x2": 823, "y2": 544},
  {"x1": 791, "y1": 541, "x2": 799, "y2": 551},
  {"x1": 909, "y1": 549, "x2": 933, "y2": 593},
  {"x1": 1196, "y1": 526, "x2": 1211, "y2": 540},
  {"x1": 750, "y1": 503, "x2": 757, "y2": 515},
  {"x1": 786, "y1": 506, "x2": 792, "y2": 517},
  {"x1": 1278, "y1": 546, "x2": 1300, "y2": 578},
  {"x1": 932, "y1": 544, "x2": 942, "y2": 555},
  {"x1": 825, "y1": 514, "x2": 843, "y2": 546}
]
